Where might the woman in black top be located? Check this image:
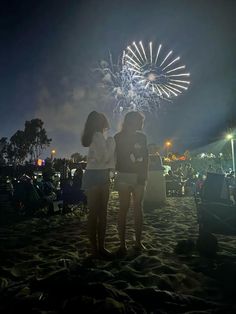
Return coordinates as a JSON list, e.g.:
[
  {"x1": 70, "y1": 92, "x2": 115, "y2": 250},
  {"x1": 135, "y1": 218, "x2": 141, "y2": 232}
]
[{"x1": 114, "y1": 111, "x2": 148, "y2": 254}]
